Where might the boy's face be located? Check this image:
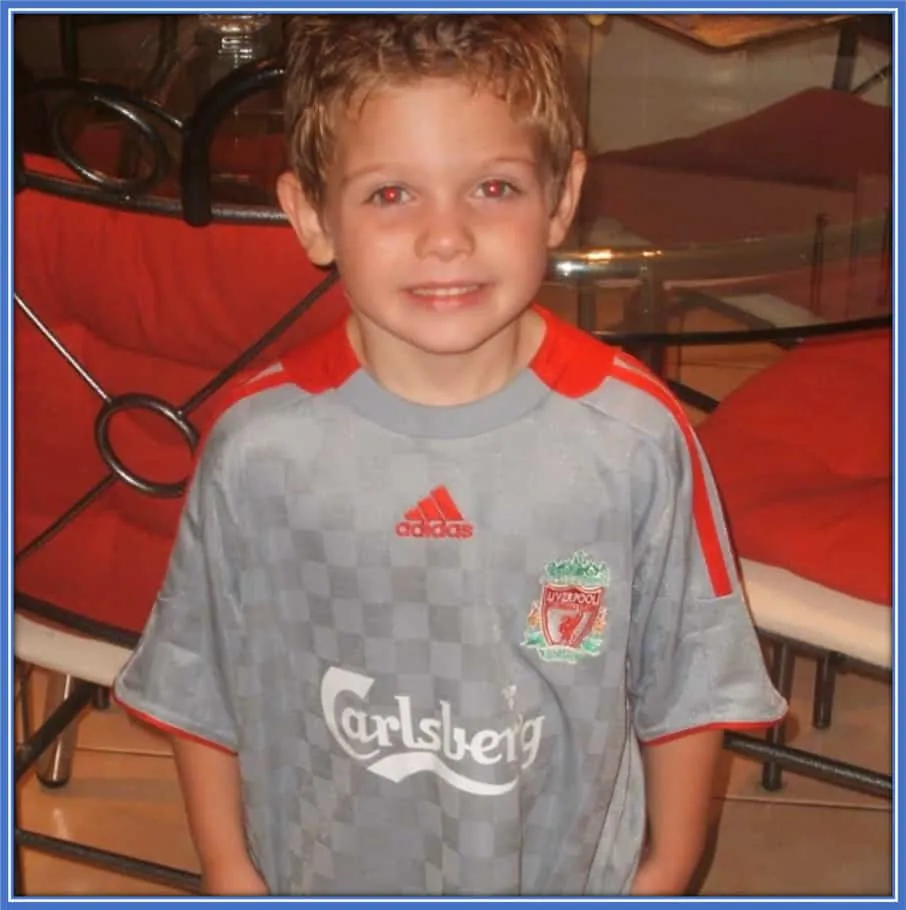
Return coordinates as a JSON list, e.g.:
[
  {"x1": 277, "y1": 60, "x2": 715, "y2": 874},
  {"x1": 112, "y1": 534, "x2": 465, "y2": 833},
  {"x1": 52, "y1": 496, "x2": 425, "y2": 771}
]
[{"x1": 279, "y1": 77, "x2": 585, "y2": 358}]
